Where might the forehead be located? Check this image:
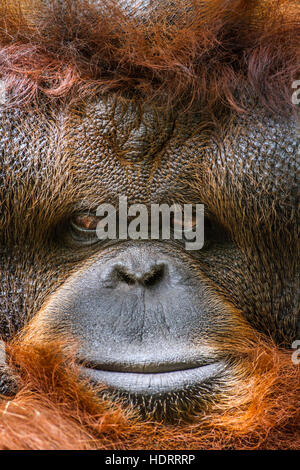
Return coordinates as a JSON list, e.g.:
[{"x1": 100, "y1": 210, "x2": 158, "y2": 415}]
[
  {"x1": 0, "y1": 95, "x2": 298, "y2": 210},
  {"x1": 62, "y1": 97, "x2": 200, "y2": 203},
  {"x1": 62, "y1": 97, "x2": 299, "y2": 203}
]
